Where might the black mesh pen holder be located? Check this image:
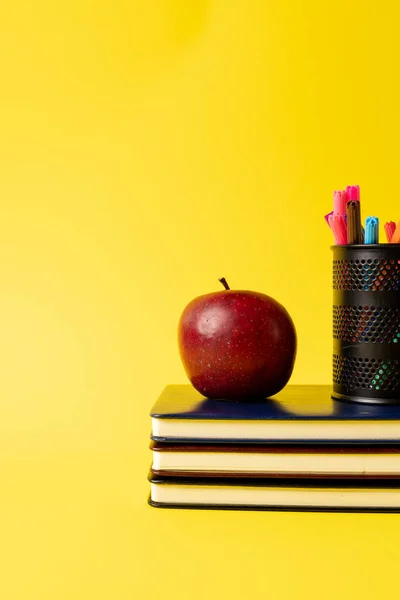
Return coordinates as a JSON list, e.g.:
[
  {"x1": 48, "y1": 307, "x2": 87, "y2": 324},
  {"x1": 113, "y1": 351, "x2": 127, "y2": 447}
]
[{"x1": 332, "y1": 244, "x2": 400, "y2": 404}]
